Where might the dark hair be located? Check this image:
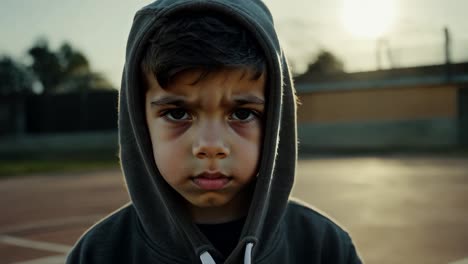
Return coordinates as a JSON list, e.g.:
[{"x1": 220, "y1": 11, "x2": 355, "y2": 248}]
[{"x1": 141, "y1": 13, "x2": 266, "y2": 88}]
